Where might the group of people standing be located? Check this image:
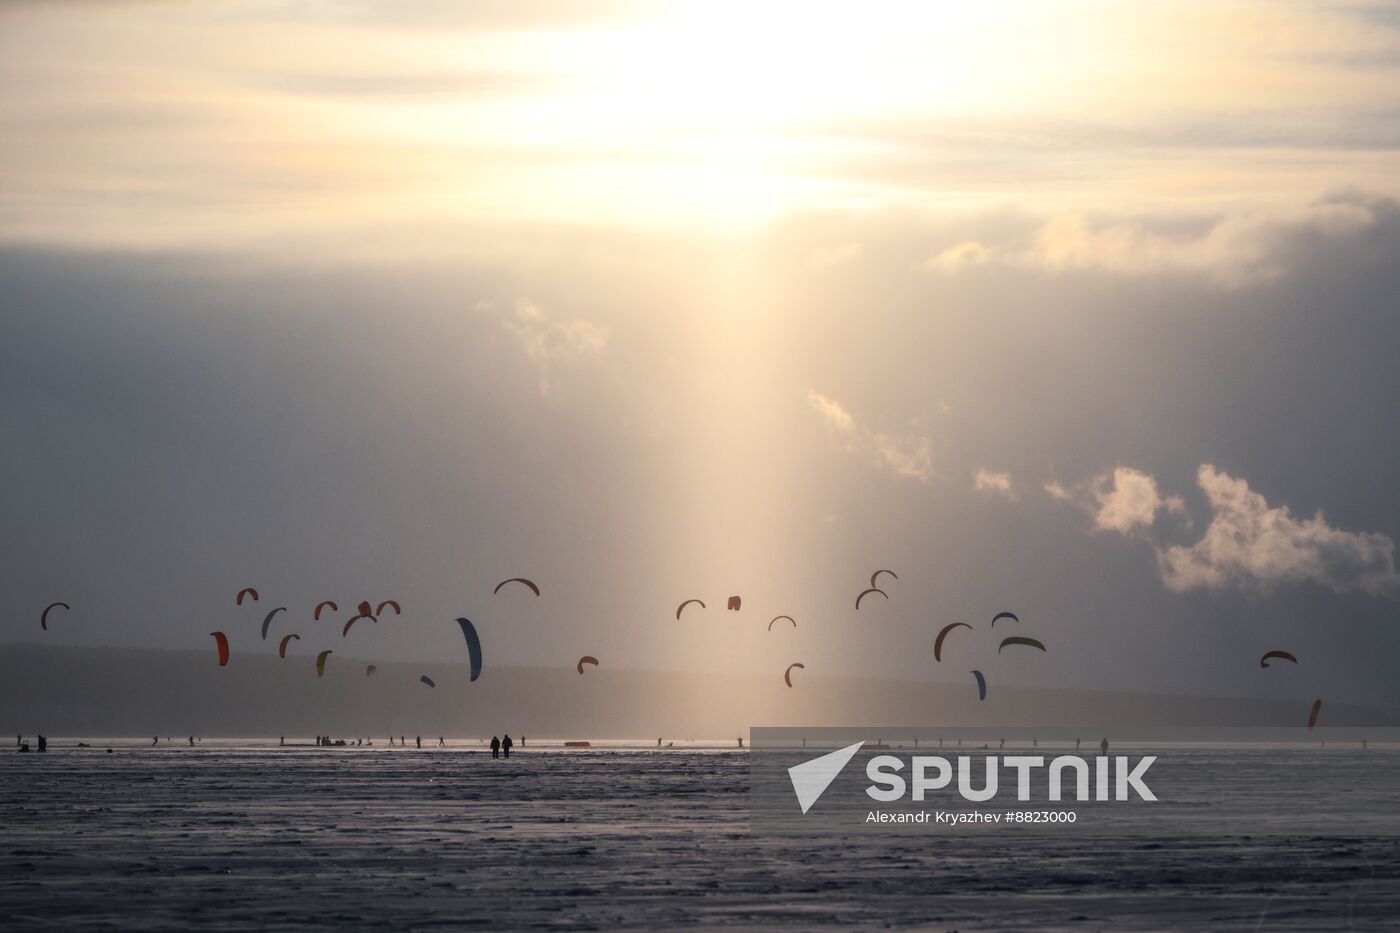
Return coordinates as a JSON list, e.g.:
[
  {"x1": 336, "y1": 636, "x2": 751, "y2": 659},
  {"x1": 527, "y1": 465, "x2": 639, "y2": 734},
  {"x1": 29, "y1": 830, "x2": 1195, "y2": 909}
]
[
  {"x1": 20, "y1": 734, "x2": 533, "y2": 753},
  {"x1": 313, "y1": 734, "x2": 525, "y2": 755}
]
